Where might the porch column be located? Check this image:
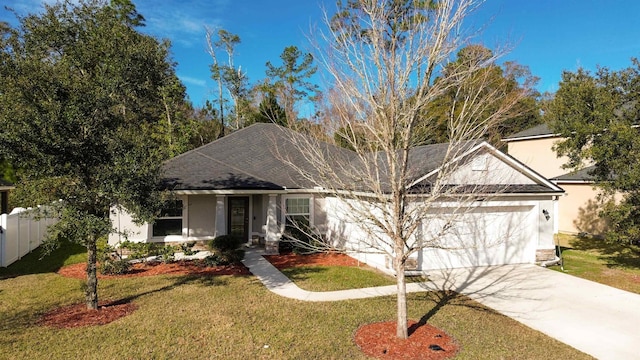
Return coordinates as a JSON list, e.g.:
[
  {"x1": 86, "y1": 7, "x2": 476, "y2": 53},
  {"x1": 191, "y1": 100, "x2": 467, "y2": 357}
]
[
  {"x1": 214, "y1": 195, "x2": 226, "y2": 238},
  {"x1": 265, "y1": 194, "x2": 279, "y2": 254}
]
